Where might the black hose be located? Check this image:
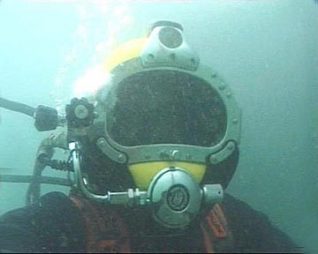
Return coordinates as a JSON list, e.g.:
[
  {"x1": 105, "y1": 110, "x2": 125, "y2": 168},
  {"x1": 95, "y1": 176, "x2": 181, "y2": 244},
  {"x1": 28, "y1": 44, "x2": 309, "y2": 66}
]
[
  {"x1": 0, "y1": 174, "x2": 72, "y2": 187},
  {"x1": 0, "y1": 97, "x2": 35, "y2": 117}
]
